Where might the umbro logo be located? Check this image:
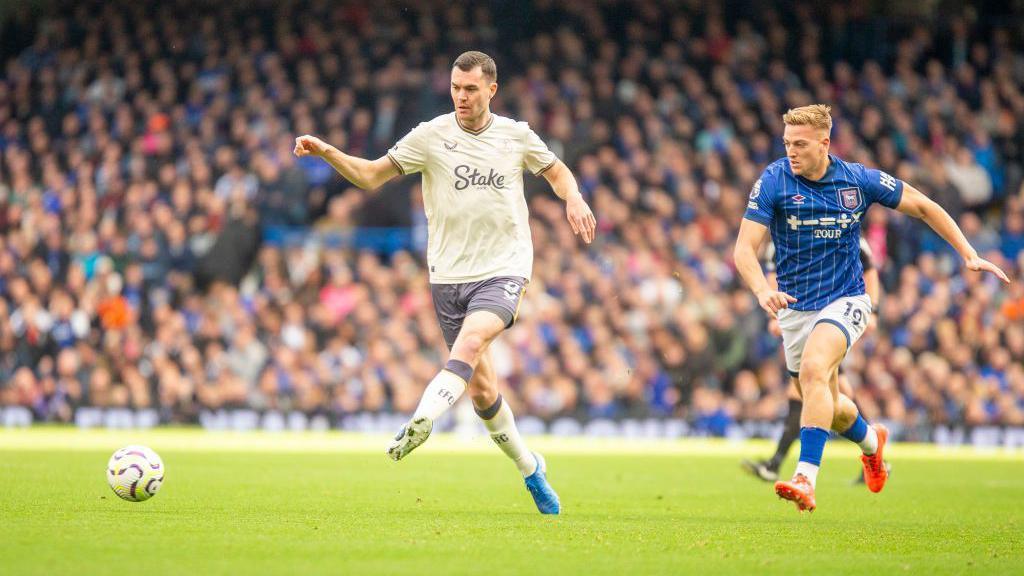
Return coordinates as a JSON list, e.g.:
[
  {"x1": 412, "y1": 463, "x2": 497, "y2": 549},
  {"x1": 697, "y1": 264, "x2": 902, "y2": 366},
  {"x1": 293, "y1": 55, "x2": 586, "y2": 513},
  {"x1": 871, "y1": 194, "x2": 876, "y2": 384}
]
[
  {"x1": 444, "y1": 140, "x2": 458, "y2": 151},
  {"x1": 792, "y1": 194, "x2": 806, "y2": 205}
]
